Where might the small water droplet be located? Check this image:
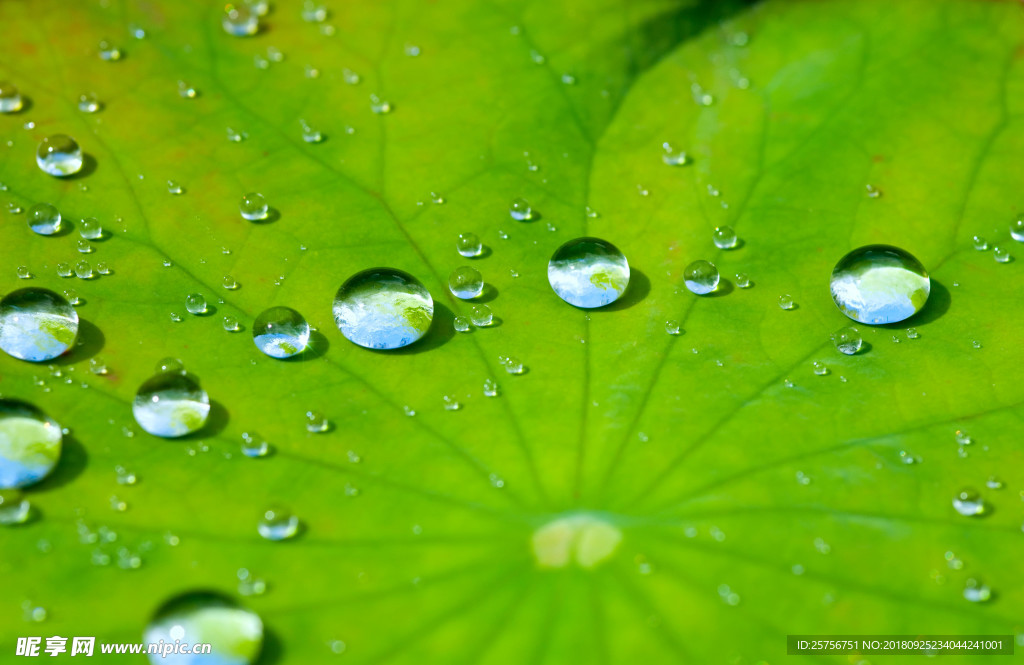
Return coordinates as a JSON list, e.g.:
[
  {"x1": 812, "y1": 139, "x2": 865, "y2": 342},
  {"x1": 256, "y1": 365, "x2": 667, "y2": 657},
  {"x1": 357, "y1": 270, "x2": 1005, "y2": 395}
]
[
  {"x1": 734, "y1": 272, "x2": 751, "y2": 288},
  {"x1": 98, "y1": 39, "x2": 122, "y2": 61},
  {"x1": 778, "y1": 294, "x2": 796, "y2": 310},
  {"x1": 665, "y1": 320, "x2": 682, "y2": 335},
  {"x1": 79, "y1": 217, "x2": 103, "y2": 240},
  {"x1": 972, "y1": 235, "x2": 989, "y2": 251},
  {"x1": 177, "y1": 81, "x2": 198, "y2": 98},
  {"x1": 865, "y1": 184, "x2": 881, "y2": 198},
  {"x1": 240, "y1": 192, "x2": 268, "y2": 221},
  {"x1": 952, "y1": 488, "x2": 986, "y2": 516},
  {"x1": 223, "y1": 316, "x2": 240, "y2": 332},
  {"x1": 442, "y1": 395, "x2": 461, "y2": 411},
  {"x1": 500, "y1": 355, "x2": 525, "y2": 375},
  {"x1": 222, "y1": 275, "x2": 239, "y2": 290},
  {"x1": 342, "y1": 68, "x2": 360, "y2": 85},
  {"x1": 78, "y1": 93, "x2": 102, "y2": 113},
  {"x1": 509, "y1": 198, "x2": 534, "y2": 221},
  {"x1": 683, "y1": 260, "x2": 719, "y2": 295},
  {"x1": 36, "y1": 135, "x2": 84, "y2": 177},
  {"x1": 470, "y1": 304, "x2": 493, "y2": 327},
  {"x1": 0, "y1": 490, "x2": 31, "y2": 525},
  {"x1": 95, "y1": 262, "x2": 110, "y2": 275},
  {"x1": 453, "y1": 315, "x2": 471, "y2": 332},
  {"x1": 812, "y1": 361, "x2": 829, "y2": 376},
  {"x1": 448, "y1": 266, "x2": 484, "y2": 299},
  {"x1": 993, "y1": 245, "x2": 1011, "y2": 263},
  {"x1": 713, "y1": 225, "x2": 738, "y2": 249},
  {"x1": 963, "y1": 578, "x2": 992, "y2": 603},
  {"x1": 241, "y1": 432, "x2": 270, "y2": 458},
  {"x1": 305, "y1": 410, "x2": 329, "y2": 433},
  {"x1": 661, "y1": 142, "x2": 688, "y2": 166},
  {"x1": 830, "y1": 245, "x2": 930, "y2": 324},
  {"x1": 299, "y1": 119, "x2": 323, "y2": 143},
  {"x1": 167, "y1": 180, "x2": 184, "y2": 195},
  {"x1": 27, "y1": 203, "x2": 62, "y2": 236},
  {"x1": 483, "y1": 378, "x2": 499, "y2": 397},
  {"x1": 369, "y1": 94, "x2": 391, "y2": 114},
  {"x1": 0, "y1": 81, "x2": 25, "y2": 113},
  {"x1": 301, "y1": 1, "x2": 328, "y2": 22},
  {"x1": 986, "y1": 476, "x2": 1003, "y2": 490},
  {"x1": 829, "y1": 326, "x2": 862, "y2": 355},
  {"x1": 184, "y1": 293, "x2": 207, "y2": 315},
  {"x1": 456, "y1": 232, "x2": 482, "y2": 258},
  {"x1": 1009, "y1": 217, "x2": 1024, "y2": 242}
]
